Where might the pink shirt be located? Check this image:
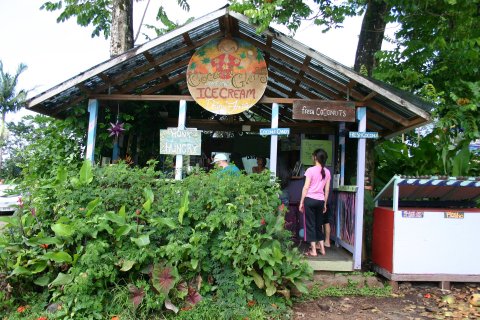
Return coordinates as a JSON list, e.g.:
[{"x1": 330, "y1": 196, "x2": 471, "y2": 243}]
[{"x1": 304, "y1": 166, "x2": 330, "y2": 201}]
